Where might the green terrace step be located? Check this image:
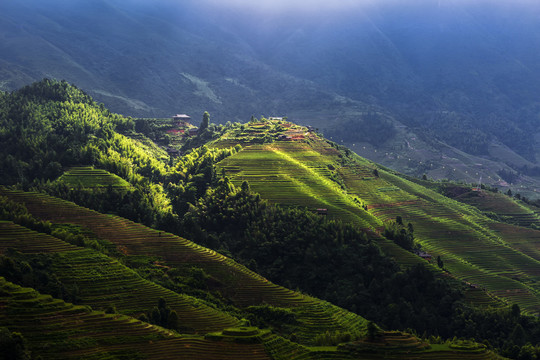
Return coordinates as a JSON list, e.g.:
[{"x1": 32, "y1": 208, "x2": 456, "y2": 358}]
[
  {"x1": 291, "y1": 302, "x2": 366, "y2": 344},
  {"x1": 0, "y1": 189, "x2": 372, "y2": 344},
  {"x1": 0, "y1": 221, "x2": 80, "y2": 253},
  {"x1": 337, "y1": 168, "x2": 540, "y2": 313},
  {"x1": 216, "y1": 143, "x2": 380, "y2": 228},
  {"x1": 498, "y1": 213, "x2": 540, "y2": 227},
  {"x1": 56, "y1": 166, "x2": 131, "y2": 189},
  {"x1": 489, "y1": 223, "x2": 540, "y2": 260},
  {"x1": 260, "y1": 333, "x2": 312, "y2": 360},
  {"x1": 0, "y1": 222, "x2": 240, "y2": 333},
  {"x1": 0, "y1": 277, "x2": 170, "y2": 357},
  {"x1": 0, "y1": 277, "x2": 282, "y2": 360}
]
